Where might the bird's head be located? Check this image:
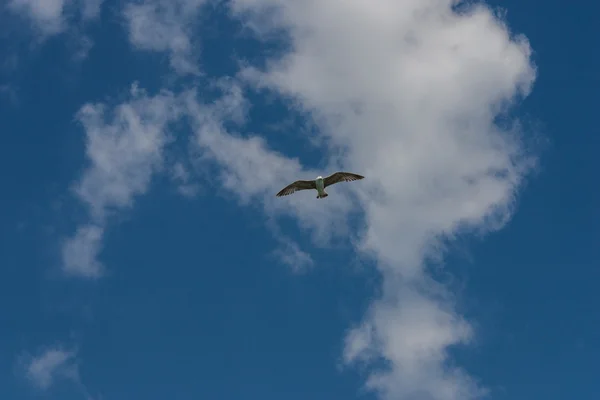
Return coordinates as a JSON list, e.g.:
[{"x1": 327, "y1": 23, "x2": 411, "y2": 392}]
[{"x1": 316, "y1": 175, "x2": 323, "y2": 180}]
